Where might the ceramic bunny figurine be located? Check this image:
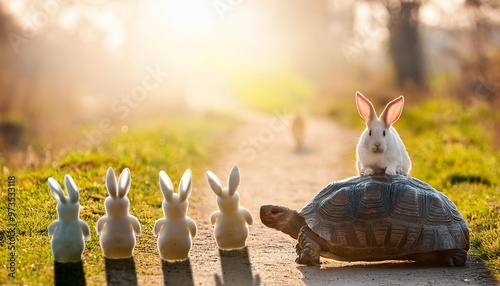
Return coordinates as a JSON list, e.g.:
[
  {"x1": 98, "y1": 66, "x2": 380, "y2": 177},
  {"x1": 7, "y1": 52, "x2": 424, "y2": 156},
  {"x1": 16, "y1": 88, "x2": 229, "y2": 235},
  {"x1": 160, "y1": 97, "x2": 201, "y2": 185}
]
[
  {"x1": 96, "y1": 167, "x2": 141, "y2": 259},
  {"x1": 47, "y1": 175, "x2": 90, "y2": 263},
  {"x1": 207, "y1": 164, "x2": 253, "y2": 250},
  {"x1": 153, "y1": 169, "x2": 197, "y2": 261}
]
